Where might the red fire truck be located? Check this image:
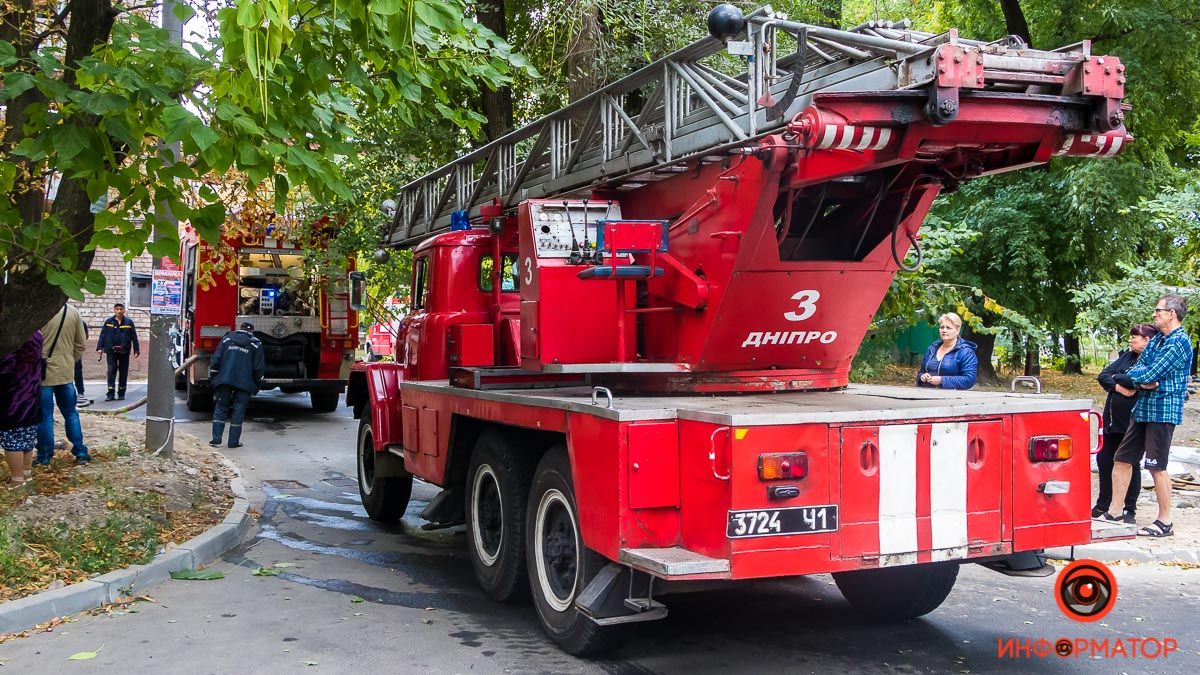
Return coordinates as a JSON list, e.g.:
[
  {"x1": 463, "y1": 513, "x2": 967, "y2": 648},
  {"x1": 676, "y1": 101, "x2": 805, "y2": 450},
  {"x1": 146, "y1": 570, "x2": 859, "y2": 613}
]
[
  {"x1": 177, "y1": 218, "x2": 358, "y2": 412},
  {"x1": 346, "y1": 6, "x2": 1133, "y2": 654}
]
